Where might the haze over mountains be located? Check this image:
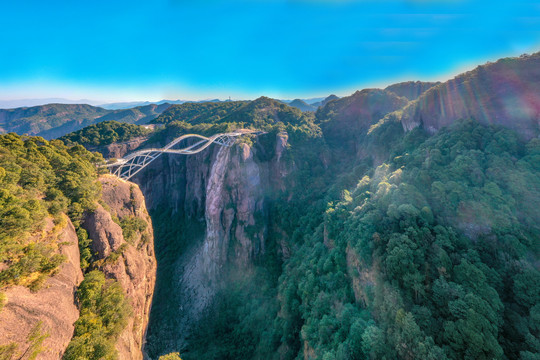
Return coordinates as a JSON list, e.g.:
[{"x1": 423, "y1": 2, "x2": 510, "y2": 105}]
[
  {"x1": 2, "y1": 52, "x2": 540, "y2": 145},
  {"x1": 5, "y1": 50, "x2": 538, "y2": 144},
  {"x1": 0, "y1": 95, "x2": 342, "y2": 139},
  {"x1": 0, "y1": 103, "x2": 171, "y2": 140},
  {"x1": 0, "y1": 98, "x2": 103, "y2": 109}
]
